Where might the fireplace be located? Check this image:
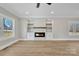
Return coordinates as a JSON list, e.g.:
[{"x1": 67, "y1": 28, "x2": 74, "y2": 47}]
[{"x1": 35, "y1": 32, "x2": 45, "y2": 37}]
